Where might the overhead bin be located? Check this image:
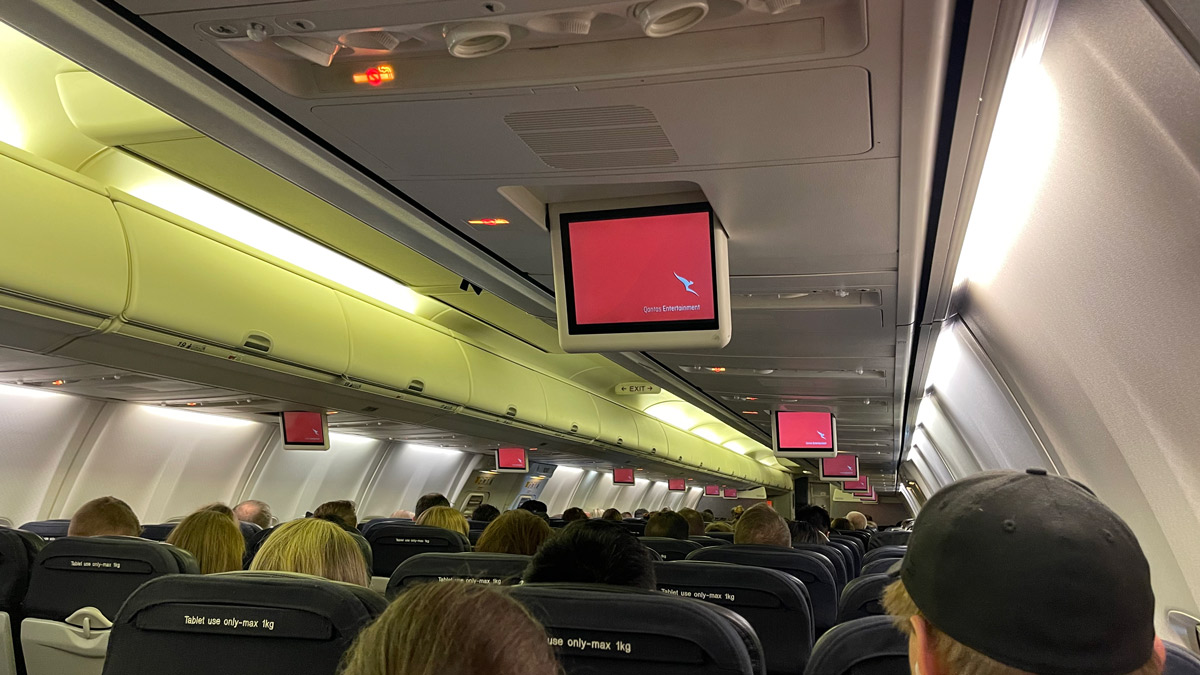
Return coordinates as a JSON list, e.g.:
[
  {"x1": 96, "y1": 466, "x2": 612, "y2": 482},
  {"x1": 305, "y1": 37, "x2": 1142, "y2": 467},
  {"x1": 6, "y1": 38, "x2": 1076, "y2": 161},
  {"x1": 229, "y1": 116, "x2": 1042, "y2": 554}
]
[
  {"x1": 592, "y1": 396, "x2": 640, "y2": 449},
  {"x1": 0, "y1": 142, "x2": 129, "y2": 350},
  {"x1": 460, "y1": 343, "x2": 547, "y2": 426},
  {"x1": 112, "y1": 193, "x2": 351, "y2": 375},
  {"x1": 633, "y1": 415, "x2": 669, "y2": 457},
  {"x1": 538, "y1": 376, "x2": 600, "y2": 440},
  {"x1": 339, "y1": 294, "x2": 471, "y2": 404}
]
